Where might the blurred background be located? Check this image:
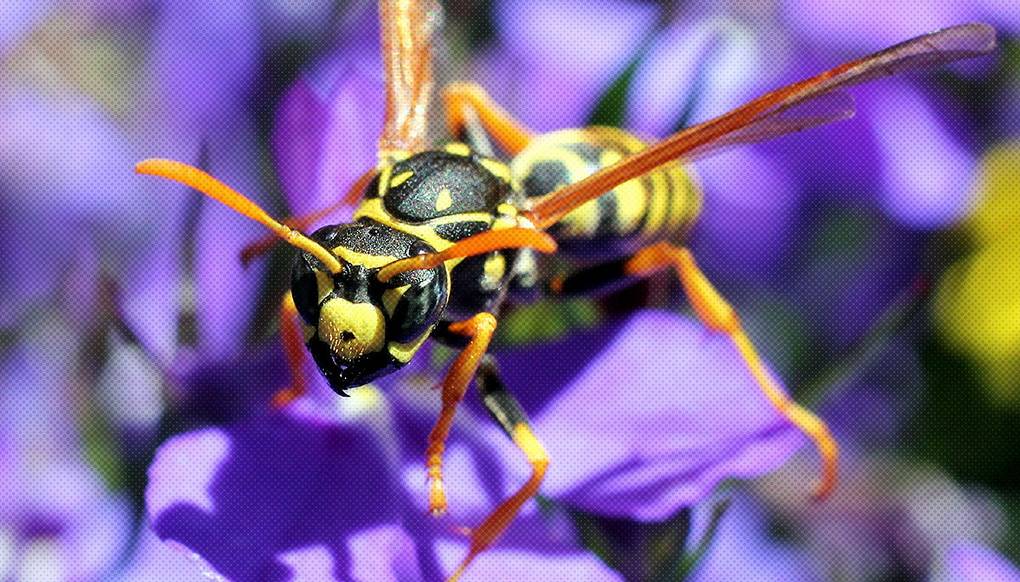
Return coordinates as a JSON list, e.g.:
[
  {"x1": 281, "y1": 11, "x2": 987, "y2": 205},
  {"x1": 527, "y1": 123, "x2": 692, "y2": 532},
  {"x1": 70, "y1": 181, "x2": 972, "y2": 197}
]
[{"x1": 1, "y1": 0, "x2": 1018, "y2": 580}]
